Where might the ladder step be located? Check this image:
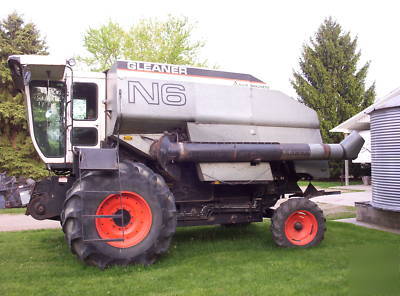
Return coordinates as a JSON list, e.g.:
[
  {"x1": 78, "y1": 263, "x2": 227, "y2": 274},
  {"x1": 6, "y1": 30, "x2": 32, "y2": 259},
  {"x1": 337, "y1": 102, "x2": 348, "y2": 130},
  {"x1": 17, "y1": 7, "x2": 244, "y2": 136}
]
[
  {"x1": 83, "y1": 238, "x2": 124, "y2": 242},
  {"x1": 79, "y1": 148, "x2": 119, "y2": 170},
  {"x1": 82, "y1": 214, "x2": 123, "y2": 218}
]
